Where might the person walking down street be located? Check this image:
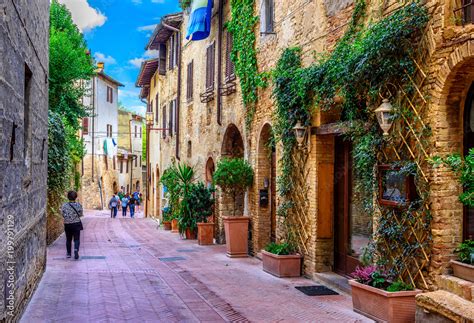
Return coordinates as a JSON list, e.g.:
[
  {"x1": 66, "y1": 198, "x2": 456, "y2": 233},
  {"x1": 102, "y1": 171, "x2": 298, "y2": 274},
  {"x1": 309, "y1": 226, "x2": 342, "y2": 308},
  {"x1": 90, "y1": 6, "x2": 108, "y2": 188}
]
[
  {"x1": 139, "y1": 193, "x2": 143, "y2": 212},
  {"x1": 118, "y1": 188, "x2": 125, "y2": 210},
  {"x1": 121, "y1": 194, "x2": 129, "y2": 217},
  {"x1": 129, "y1": 195, "x2": 136, "y2": 218},
  {"x1": 133, "y1": 190, "x2": 140, "y2": 212},
  {"x1": 109, "y1": 193, "x2": 119, "y2": 218},
  {"x1": 61, "y1": 190, "x2": 84, "y2": 260}
]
